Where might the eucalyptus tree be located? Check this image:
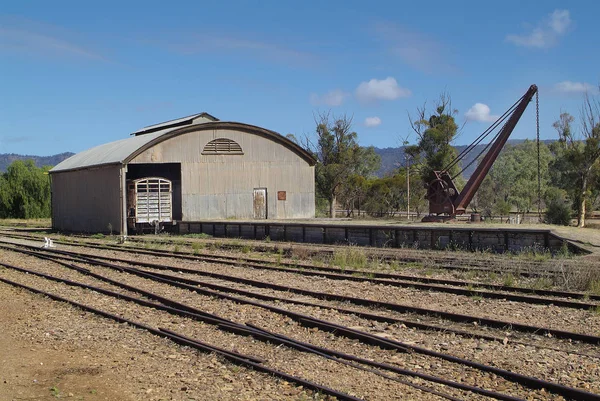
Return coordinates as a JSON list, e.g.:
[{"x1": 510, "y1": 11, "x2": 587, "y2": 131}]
[
  {"x1": 408, "y1": 92, "x2": 462, "y2": 187},
  {"x1": 307, "y1": 112, "x2": 380, "y2": 217},
  {"x1": 551, "y1": 93, "x2": 600, "y2": 227}
]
